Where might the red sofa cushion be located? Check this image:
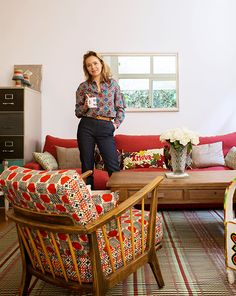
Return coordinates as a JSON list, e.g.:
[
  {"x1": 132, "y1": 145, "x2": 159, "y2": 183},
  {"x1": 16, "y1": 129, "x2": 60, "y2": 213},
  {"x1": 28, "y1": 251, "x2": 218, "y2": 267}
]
[
  {"x1": 115, "y1": 134, "x2": 164, "y2": 152},
  {"x1": 75, "y1": 168, "x2": 109, "y2": 190},
  {"x1": 199, "y1": 132, "x2": 236, "y2": 156},
  {"x1": 24, "y1": 161, "x2": 42, "y2": 170},
  {"x1": 43, "y1": 135, "x2": 78, "y2": 159}
]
